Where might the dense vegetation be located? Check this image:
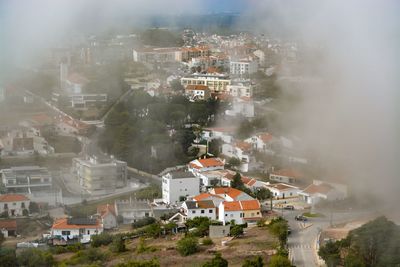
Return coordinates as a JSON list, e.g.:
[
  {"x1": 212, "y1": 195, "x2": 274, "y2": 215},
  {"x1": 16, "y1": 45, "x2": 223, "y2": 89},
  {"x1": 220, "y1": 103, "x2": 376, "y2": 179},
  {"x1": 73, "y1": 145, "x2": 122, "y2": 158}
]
[
  {"x1": 98, "y1": 91, "x2": 225, "y2": 173},
  {"x1": 318, "y1": 216, "x2": 400, "y2": 267},
  {"x1": 140, "y1": 28, "x2": 184, "y2": 47}
]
